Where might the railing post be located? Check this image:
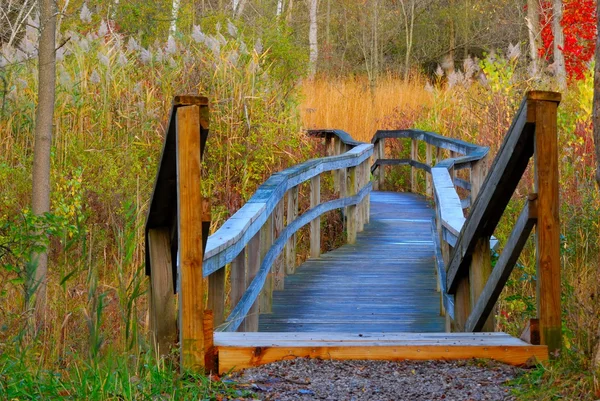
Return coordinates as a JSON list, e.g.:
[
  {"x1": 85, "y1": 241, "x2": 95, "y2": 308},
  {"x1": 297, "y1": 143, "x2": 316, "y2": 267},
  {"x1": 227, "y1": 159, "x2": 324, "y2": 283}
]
[
  {"x1": 529, "y1": 92, "x2": 561, "y2": 353},
  {"x1": 411, "y1": 138, "x2": 417, "y2": 193},
  {"x1": 259, "y1": 215, "x2": 274, "y2": 313},
  {"x1": 333, "y1": 137, "x2": 340, "y2": 192},
  {"x1": 230, "y1": 247, "x2": 246, "y2": 332},
  {"x1": 273, "y1": 199, "x2": 285, "y2": 290},
  {"x1": 310, "y1": 174, "x2": 321, "y2": 258},
  {"x1": 426, "y1": 144, "x2": 433, "y2": 197},
  {"x1": 208, "y1": 267, "x2": 225, "y2": 328},
  {"x1": 148, "y1": 228, "x2": 176, "y2": 356},
  {"x1": 375, "y1": 138, "x2": 384, "y2": 191},
  {"x1": 245, "y1": 232, "x2": 260, "y2": 331},
  {"x1": 285, "y1": 186, "x2": 299, "y2": 274},
  {"x1": 347, "y1": 166, "x2": 358, "y2": 244},
  {"x1": 176, "y1": 105, "x2": 208, "y2": 370},
  {"x1": 468, "y1": 154, "x2": 493, "y2": 332}
]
